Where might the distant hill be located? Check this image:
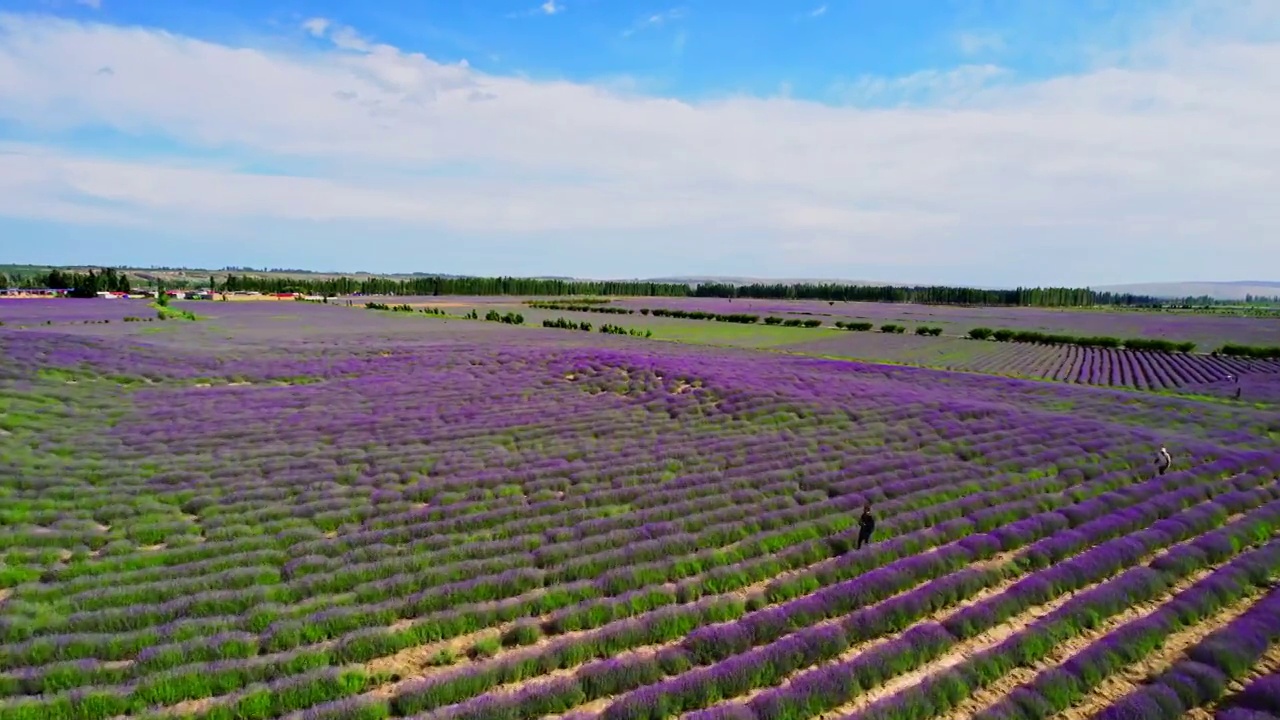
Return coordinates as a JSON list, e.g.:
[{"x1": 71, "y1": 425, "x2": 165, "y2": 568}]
[{"x1": 1090, "y1": 281, "x2": 1280, "y2": 301}]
